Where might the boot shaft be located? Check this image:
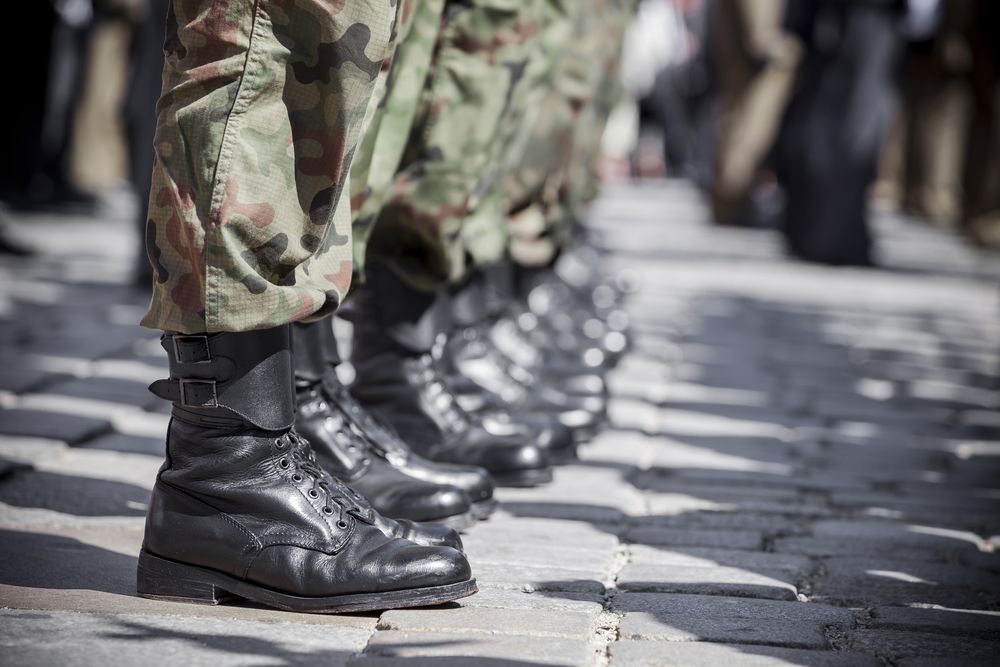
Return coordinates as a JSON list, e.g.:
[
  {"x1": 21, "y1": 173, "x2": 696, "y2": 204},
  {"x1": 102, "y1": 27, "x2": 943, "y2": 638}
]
[{"x1": 149, "y1": 327, "x2": 295, "y2": 432}]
